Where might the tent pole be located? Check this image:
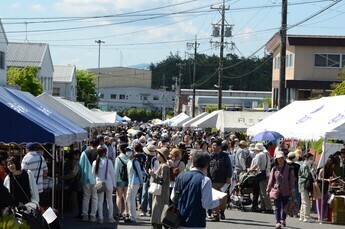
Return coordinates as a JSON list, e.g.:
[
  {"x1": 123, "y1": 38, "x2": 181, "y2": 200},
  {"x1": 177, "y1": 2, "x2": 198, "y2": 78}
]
[
  {"x1": 319, "y1": 139, "x2": 327, "y2": 224},
  {"x1": 52, "y1": 144, "x2": 55, "y2": 209}
]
